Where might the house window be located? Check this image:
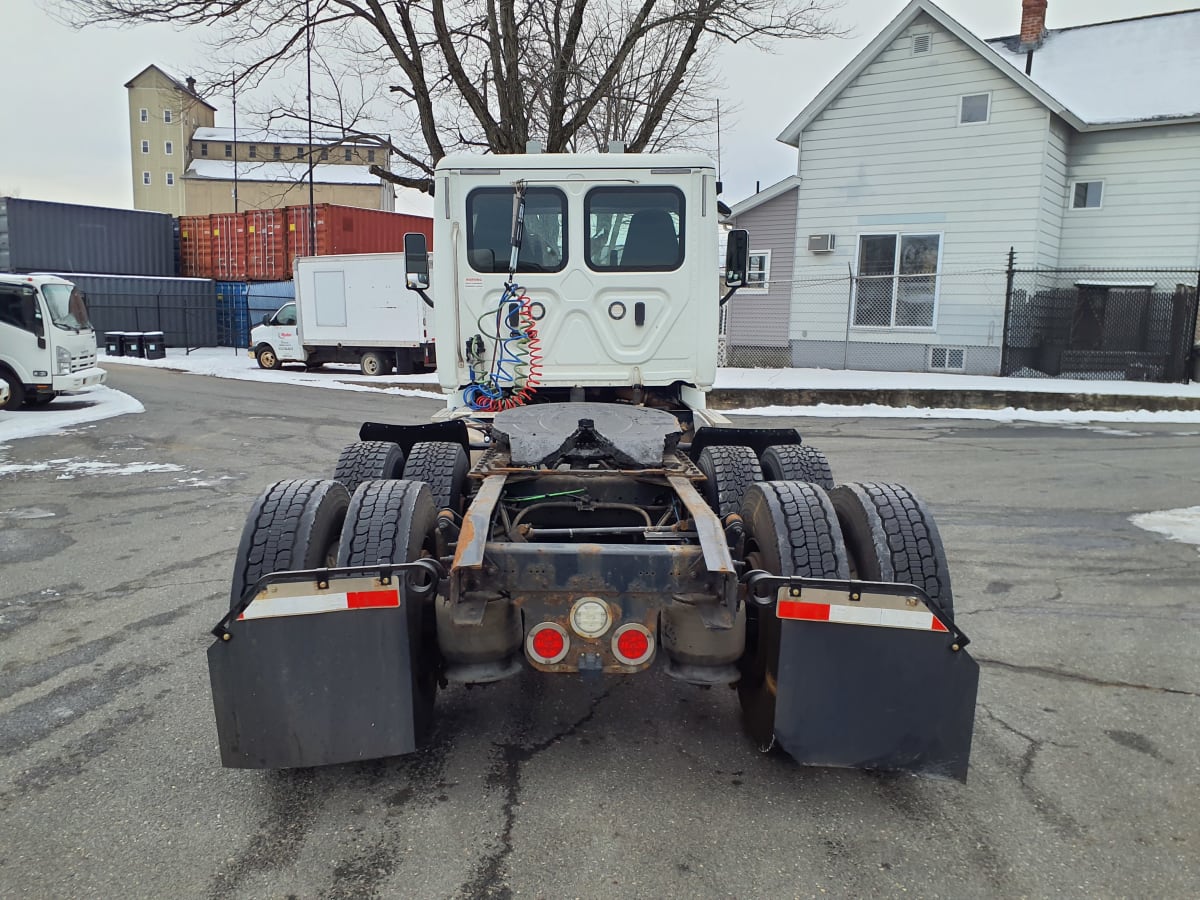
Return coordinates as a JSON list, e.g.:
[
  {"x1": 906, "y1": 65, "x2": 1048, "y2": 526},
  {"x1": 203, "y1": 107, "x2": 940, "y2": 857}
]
[
  {"x1": 344, "y1": 147, "x2": 353, "y2": 161},
  {"x1": 163, "y1": 109, "x2": 173, "y2": 124},
  {"x1": 296, "y1": 146, "x2": 306, "y2": 158},
  {"x1": 367, "y1": 149, "x2": 376, "y2": 163},
  {"x1": 141, "y1": 140, "x2": 150, "y2": 154},
  {"x1": 853, "y1": 233, "x2": 941, "y2": 328},
  {"x1": 930, "y1": 347, "x2": 965, "y2": 371},
  {"x1": 225, "y1": 144, "x2": 232, "y2": 158},
  {"x1": 912, "y1": 33, "x2": 932, "y2": 54},
  {"x1": 320, "y1": 148, "x2": 329, "y2": 160},
  {"x1": 1072, "y1": 181, "x2": 1104, "y2": 209},
  {"x1": 166, "y1": 172, "x2": 175, "y2": 186},
  {"x1": 142, "y1": 172, "x2": 151, "y2": 186},
  {"x1": 200, "y1": 143, "x2": 208, "y2": 157},
  {"x1": 249, "y1": 145, "x2": 257, "y2": 158},
  {"x1": 746, "y1": 250, "x2": 771, "y2": 291},
  {"x1": 164, "y1": 141, "x2": 174, "y2": 155},
  {"x1": 139, "y1": 108, "x2": 148, "y2": 123},
  {"x1": 273, "y1": 145, "x2": 282, "y2": 159},
  {"x1": 959, "y1": 93, "x2": 990, "y2": 125}
]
